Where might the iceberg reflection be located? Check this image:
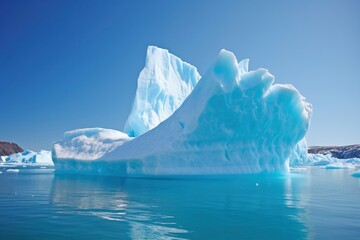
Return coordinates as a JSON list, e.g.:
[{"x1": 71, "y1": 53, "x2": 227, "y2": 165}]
[{"x1": 51, "y1": 175, "x2": 309, "y2": 239}]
